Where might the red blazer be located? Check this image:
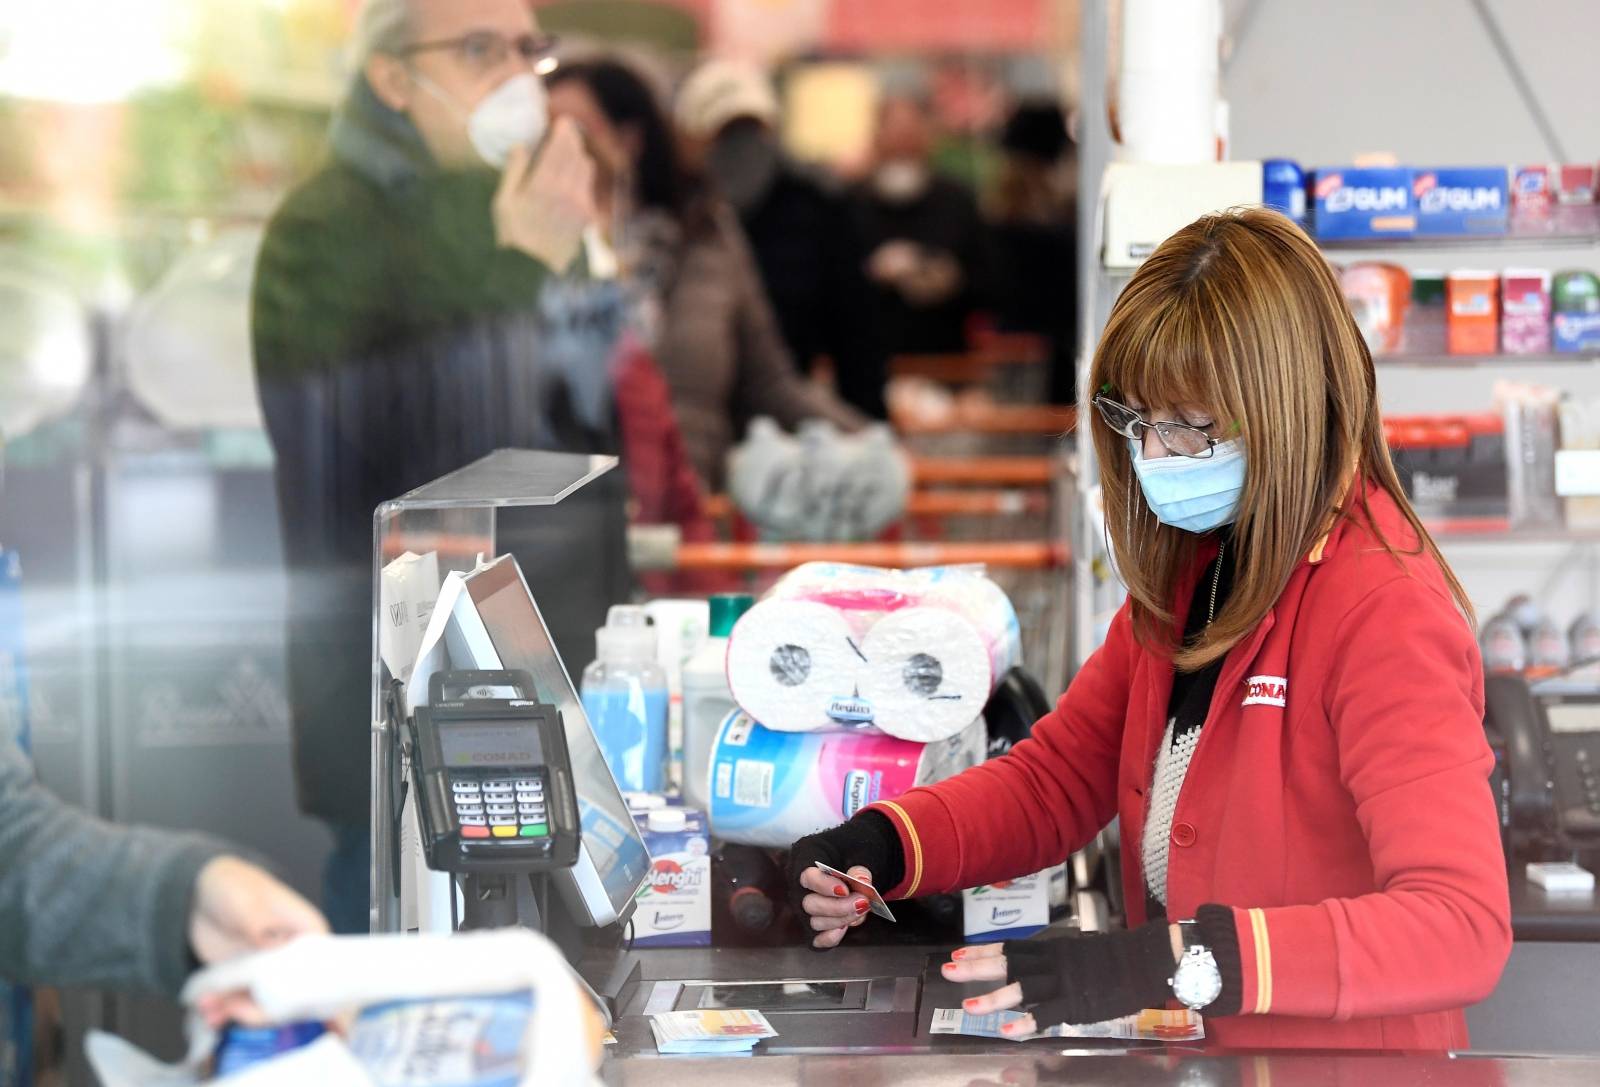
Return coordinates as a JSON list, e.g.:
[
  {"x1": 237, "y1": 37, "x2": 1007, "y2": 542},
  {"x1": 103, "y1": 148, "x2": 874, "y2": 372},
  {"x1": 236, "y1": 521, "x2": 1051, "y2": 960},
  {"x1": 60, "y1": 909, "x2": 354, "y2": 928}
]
[{"x1": 868, "y1": 482, "x2": 1511, "y2": 1050}]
